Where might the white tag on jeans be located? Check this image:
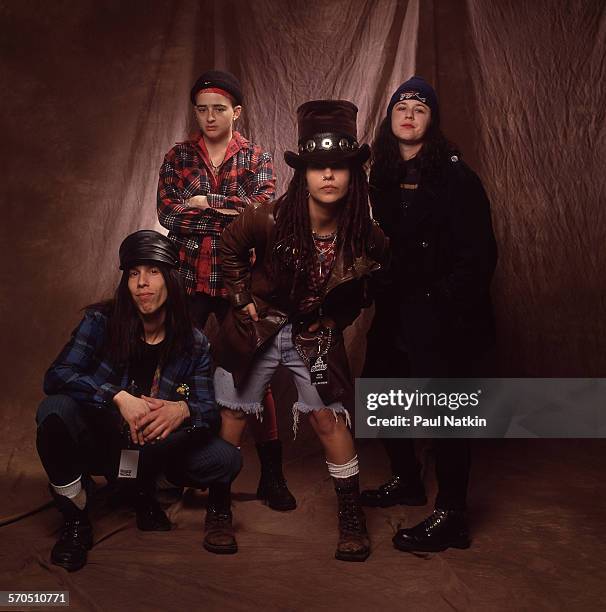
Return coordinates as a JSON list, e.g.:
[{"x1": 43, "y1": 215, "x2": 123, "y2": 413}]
[{"x1": 118, "y1": 449, "x2": 140, "y2": 479}]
